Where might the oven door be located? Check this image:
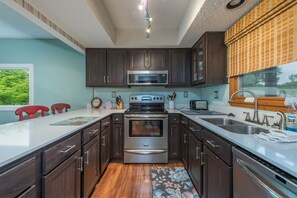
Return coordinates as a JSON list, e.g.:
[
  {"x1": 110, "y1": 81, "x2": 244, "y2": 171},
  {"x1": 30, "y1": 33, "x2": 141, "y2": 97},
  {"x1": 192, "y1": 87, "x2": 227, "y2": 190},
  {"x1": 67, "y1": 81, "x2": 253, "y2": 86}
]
[{"x1": 124, "y1": 114, "x2": 168, "y2": 149}]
